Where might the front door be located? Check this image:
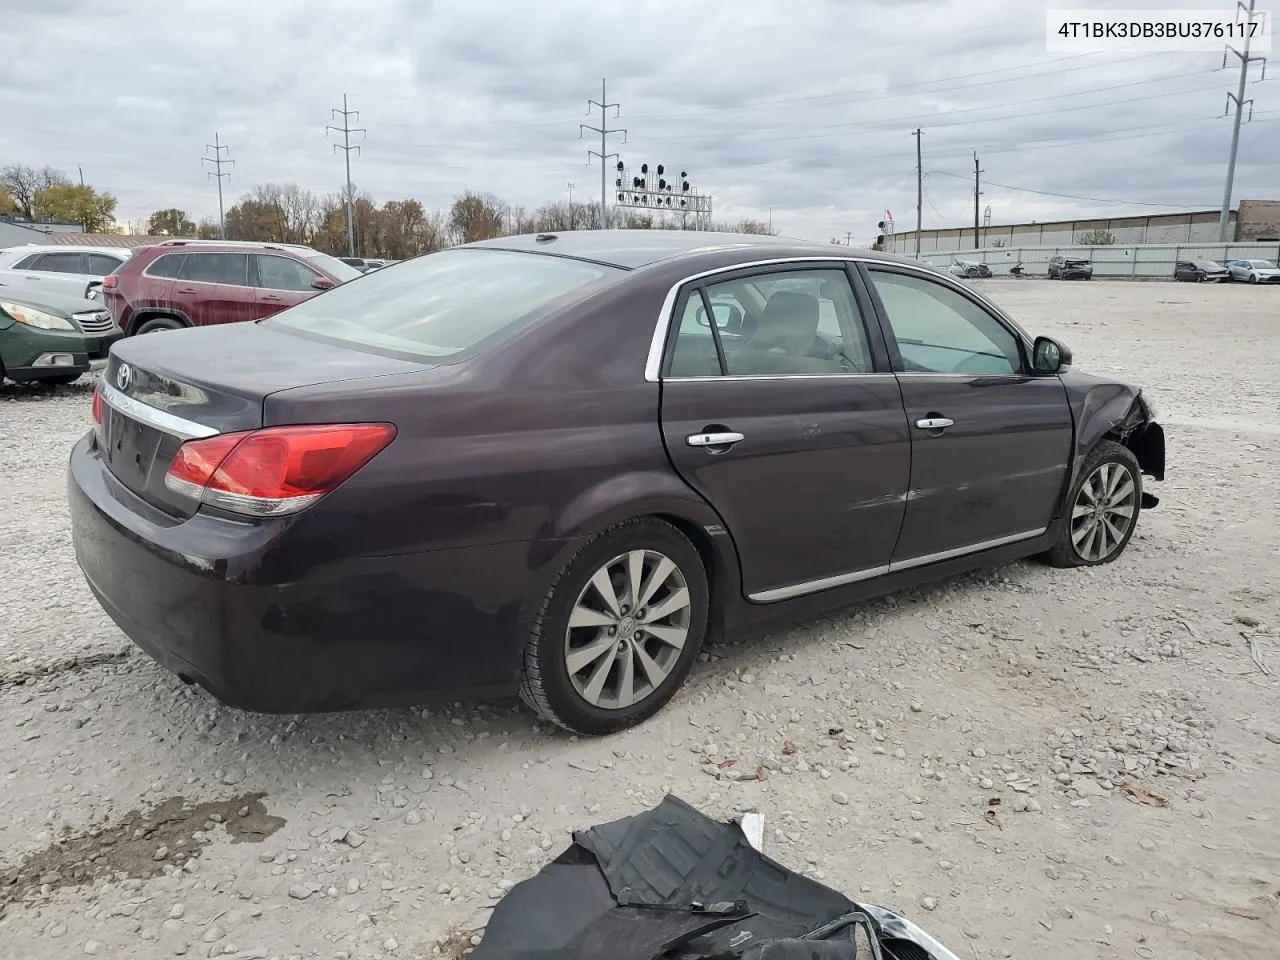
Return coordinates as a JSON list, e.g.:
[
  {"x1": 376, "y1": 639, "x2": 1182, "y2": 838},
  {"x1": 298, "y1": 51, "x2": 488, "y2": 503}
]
[
  {"x1": 252, "y1": 253, "x2": 323, "y2": 318},
  {"x1": 659, "y1": 264, "x2": 912, "y2": 601},
  {"x1": 861, "y1": 265, "x2": 1073, "y2": 566}
]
